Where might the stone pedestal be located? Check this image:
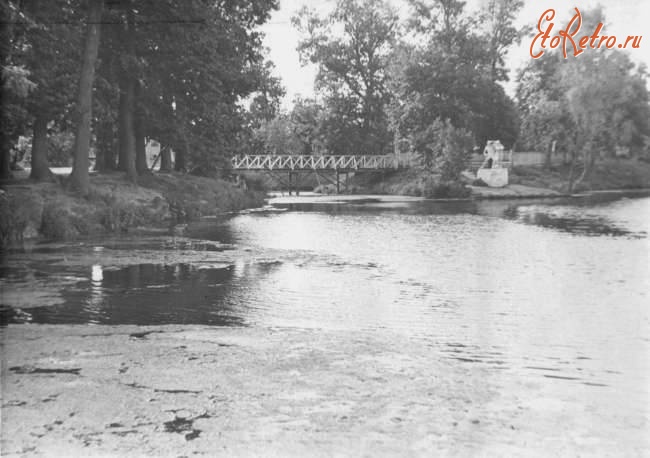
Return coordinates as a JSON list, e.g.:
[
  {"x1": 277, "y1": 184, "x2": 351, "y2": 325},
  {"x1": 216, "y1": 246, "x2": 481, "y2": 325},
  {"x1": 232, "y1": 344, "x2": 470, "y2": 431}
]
[{"x1": 477, "y1": 168, "x2": 508, "y2": 187}]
